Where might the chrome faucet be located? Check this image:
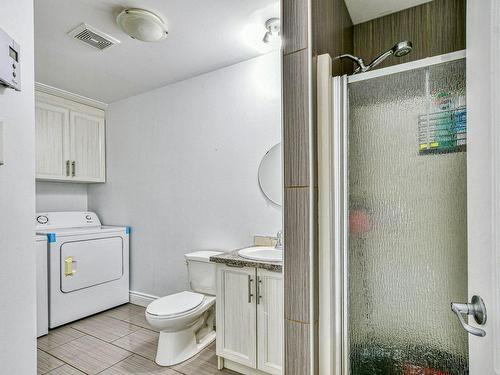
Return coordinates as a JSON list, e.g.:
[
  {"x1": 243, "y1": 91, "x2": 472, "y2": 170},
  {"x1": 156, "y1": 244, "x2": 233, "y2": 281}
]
[{"x1": 275, "y1": 230, "x2": 283, "y2": 250}]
